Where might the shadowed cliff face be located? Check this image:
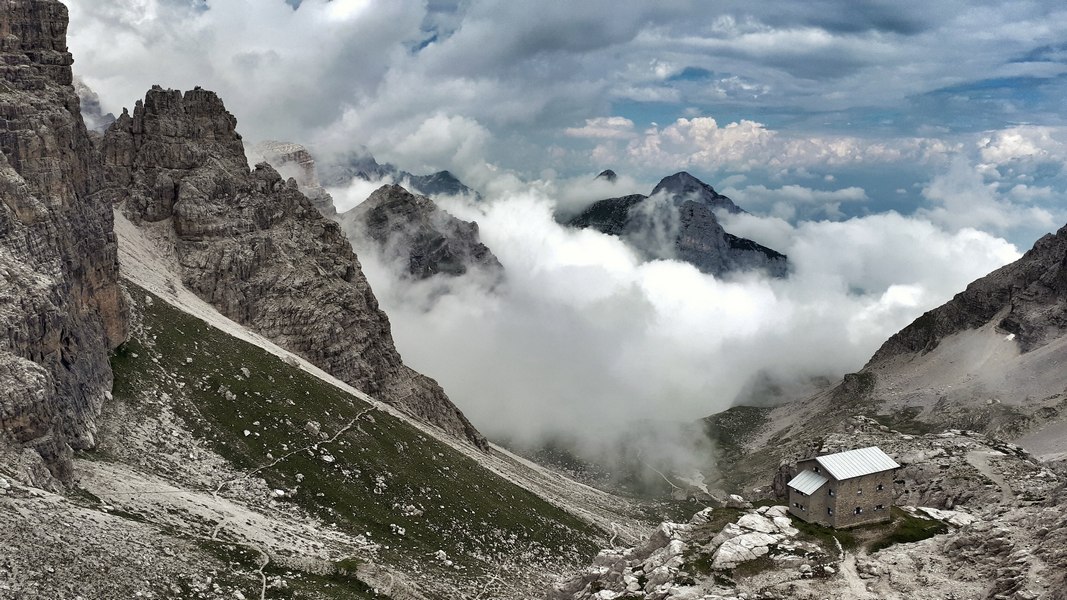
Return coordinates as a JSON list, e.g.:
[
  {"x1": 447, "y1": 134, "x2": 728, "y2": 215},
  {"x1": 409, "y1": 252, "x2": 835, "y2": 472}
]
[
  {"x1": 99, "y1": 87, "x2": 488, "y2": 450},
  {"x1": 0, "y1": 0, "x2": 128, "y2": 485}
]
